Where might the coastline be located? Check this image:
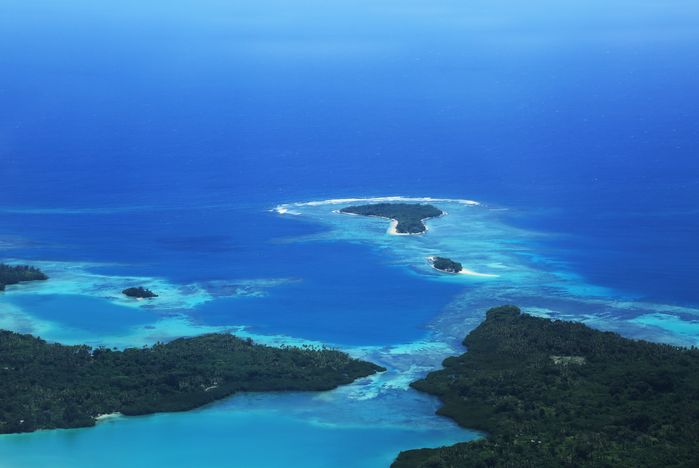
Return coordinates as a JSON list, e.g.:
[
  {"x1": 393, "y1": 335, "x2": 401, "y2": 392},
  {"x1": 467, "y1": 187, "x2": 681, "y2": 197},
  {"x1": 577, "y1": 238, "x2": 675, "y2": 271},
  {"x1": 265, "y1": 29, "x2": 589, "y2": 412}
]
[
  {"x1": 387, "y1": 218, "x2": 425, "y2": 236},
  {"x1": 459, "y1": 268, "x2": 499, "y2": 278},
  {"x1": 5, "y1": 194, "x2": 699, "y2": 465},
  {"x1": 426, "y1": 256, "x2": 499, "y2": 278},
  {"x1": 95, "y1": 412, "x2": 122, "y2": 422},
  {"x1": 336, "y1": 210, "x2": 448, "y2": 236},
  {"x1": 277, "y1": 196, "x2": 479, "y2": 209},
  {"x1": 273, "y1": 196, "x2": 479, "y2": 218}
]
